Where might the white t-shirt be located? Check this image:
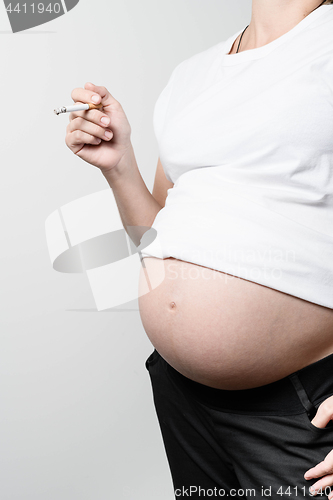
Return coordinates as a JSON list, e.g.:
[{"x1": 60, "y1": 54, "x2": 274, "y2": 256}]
[{"x1": 141, "y1": 4, "x2": 333, "y2": 309}]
